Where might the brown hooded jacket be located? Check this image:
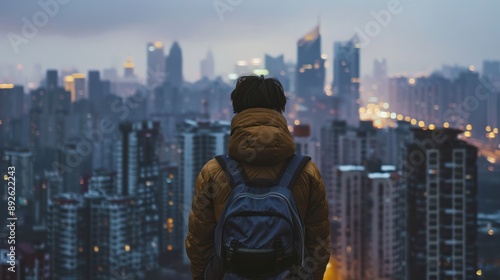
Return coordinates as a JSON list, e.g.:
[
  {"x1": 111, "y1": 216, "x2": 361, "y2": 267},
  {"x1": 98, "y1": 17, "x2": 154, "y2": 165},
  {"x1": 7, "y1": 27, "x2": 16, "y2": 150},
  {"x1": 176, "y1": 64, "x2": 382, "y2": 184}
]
[{"x1": 185, "y1": 108, "x2": 330, "y2": 280}]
